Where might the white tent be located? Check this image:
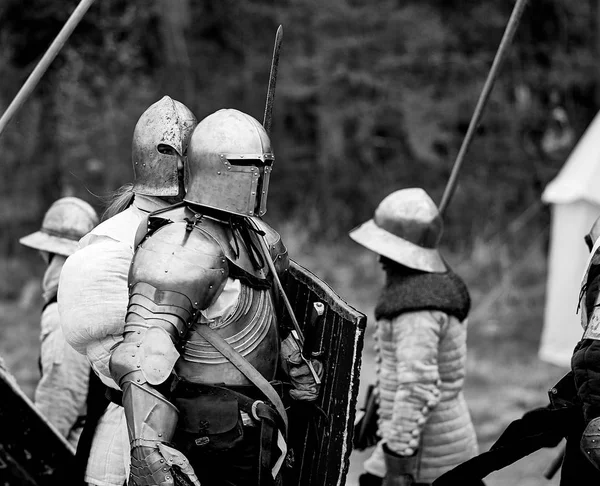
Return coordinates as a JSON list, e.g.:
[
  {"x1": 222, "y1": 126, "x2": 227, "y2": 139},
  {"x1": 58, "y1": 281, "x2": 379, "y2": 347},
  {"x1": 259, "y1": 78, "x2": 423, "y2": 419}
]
[{"x1": 539, "y1": 112, "x2": 600, "y2": 367}]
